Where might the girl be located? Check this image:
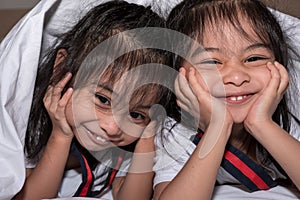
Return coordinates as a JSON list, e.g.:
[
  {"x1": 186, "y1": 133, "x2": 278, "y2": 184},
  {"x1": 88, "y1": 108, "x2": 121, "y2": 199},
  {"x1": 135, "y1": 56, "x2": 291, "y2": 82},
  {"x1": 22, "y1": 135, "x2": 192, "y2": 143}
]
[
  {"x1": 14, "y1": 1, "x2": 173, "y2": 199},
  {"x1": 153, "y1": 0, "x2": 300, "y2": 199}
]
